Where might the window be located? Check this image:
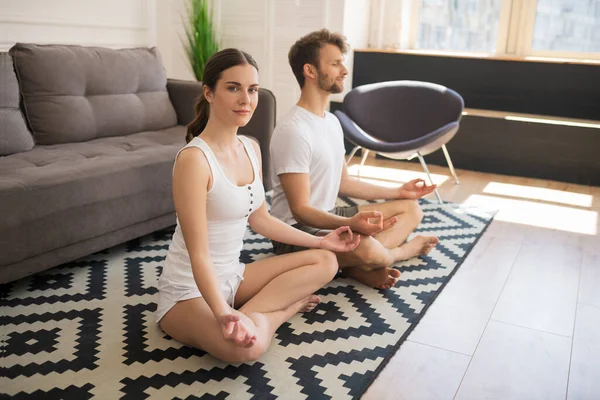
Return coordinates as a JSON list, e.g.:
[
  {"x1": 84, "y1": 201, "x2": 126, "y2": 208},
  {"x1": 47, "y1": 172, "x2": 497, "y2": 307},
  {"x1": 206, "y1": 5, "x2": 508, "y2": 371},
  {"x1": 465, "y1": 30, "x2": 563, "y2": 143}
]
[
  {"x1": 372, "y1": 0, "x2": 600, "y2": 60},
  {"x1": 532, "y1": 0, "x2": 600, "y2": 53},
  {"x1": 418, "y1": 0, "x2": 504, "y2": 53}
]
